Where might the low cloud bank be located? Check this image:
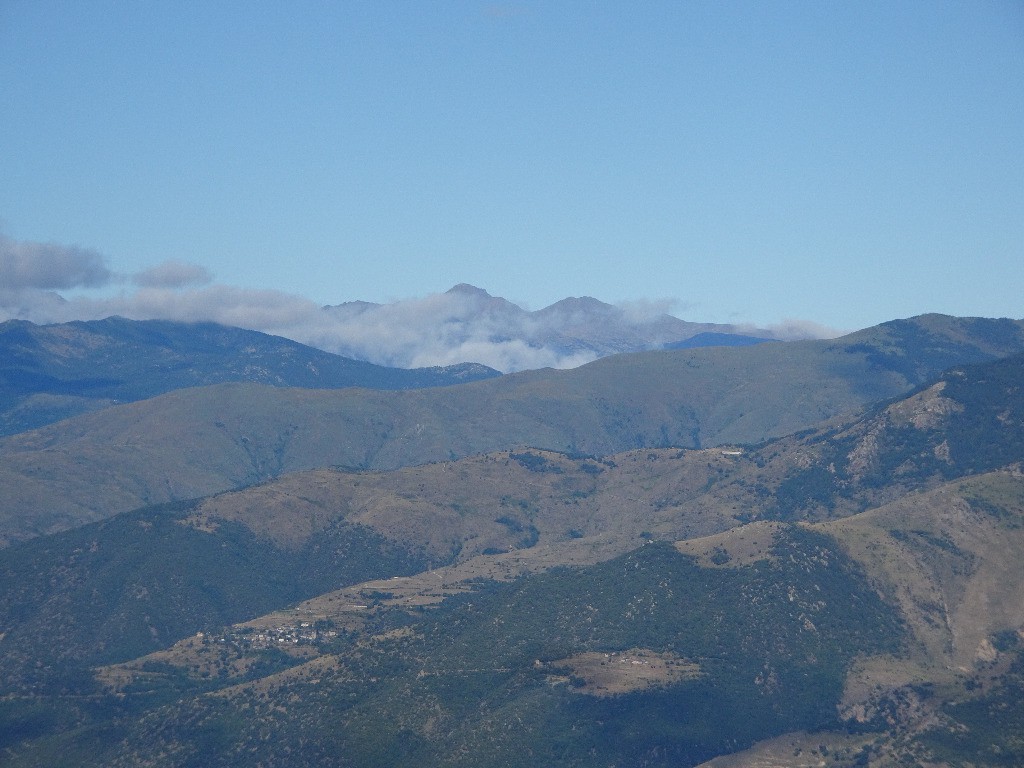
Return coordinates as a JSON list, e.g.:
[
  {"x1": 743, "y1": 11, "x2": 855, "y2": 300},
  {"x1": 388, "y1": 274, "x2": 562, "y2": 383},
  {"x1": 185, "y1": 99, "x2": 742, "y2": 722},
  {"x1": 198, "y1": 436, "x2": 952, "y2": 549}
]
[{"x1": 0, "y1": 235, "x2": 836, "y2": 372}]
